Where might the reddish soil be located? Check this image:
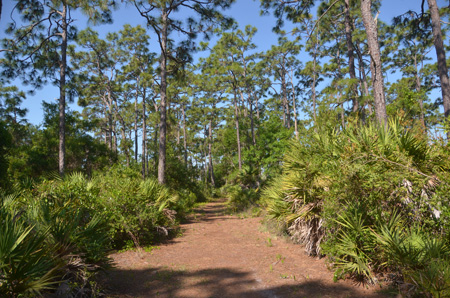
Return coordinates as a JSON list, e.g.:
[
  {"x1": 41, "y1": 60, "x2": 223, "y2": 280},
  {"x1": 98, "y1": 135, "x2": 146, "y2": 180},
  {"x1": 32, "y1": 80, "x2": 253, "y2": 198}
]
[{"x1": 103, "y1": 200, "x2": 393, "y2": 298}]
